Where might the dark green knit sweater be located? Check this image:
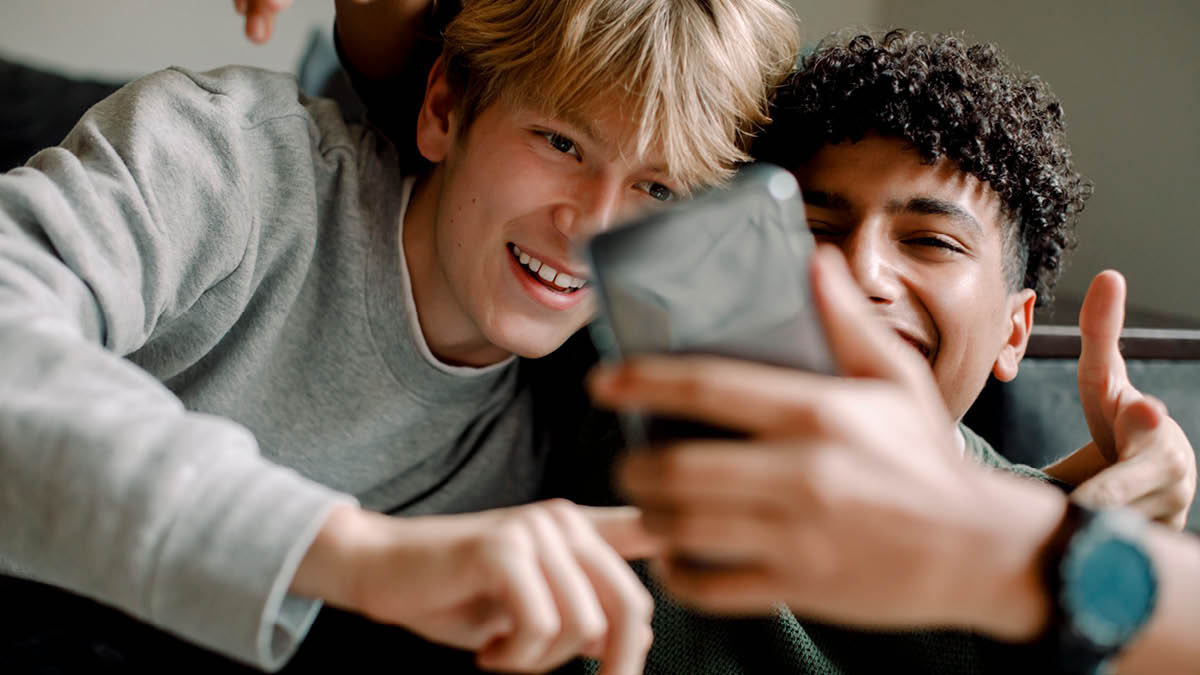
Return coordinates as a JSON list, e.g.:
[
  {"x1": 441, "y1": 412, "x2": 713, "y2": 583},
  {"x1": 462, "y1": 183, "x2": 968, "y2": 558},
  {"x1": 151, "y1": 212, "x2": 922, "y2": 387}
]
[
  {"x1": 564, "y1": 424, "x2": 1062, "y2": 675},
  {"x1": 517, "y1": 331, "x2": 1069, "y2": 675}
]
